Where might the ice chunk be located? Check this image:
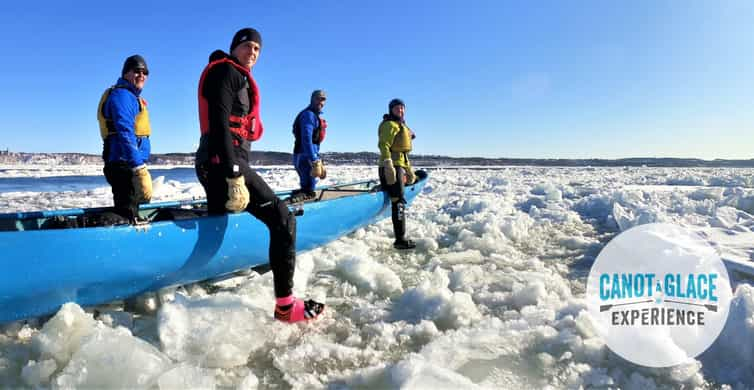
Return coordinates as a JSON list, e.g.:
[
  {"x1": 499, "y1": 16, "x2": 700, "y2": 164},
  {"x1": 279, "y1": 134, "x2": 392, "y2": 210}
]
[
  {"x1": 32, "y1": 303, "x2": 97, "y2": 366},
  {"x1": 699, "y1": 284, "x2": 754, "y2": 384},
  {"x1": 336, "y1": 256, "x2": 403, "y2": 296},
  {"x1": 688, "y1": 187, "x2": 724, "y2": 201},
  {"x1": 21, "y1": 359, "x2": 56, "y2": 386},
  {"x1": 392, "y1": 279, "x2": 482, "y2": 330},
  {"x1": 156, "y1": 363, "x2": 215, "y2": 390},
  {"x1": 54, "y1": 326, "x2": 171, "y2": 388},
  {"x1": 390, "y1": 354, "x2": 483, "y2": 390},
  {"x1": 158, "y1": 294, "x2": 271, "y2": 368},
  {"x1": 237, "y1": 372, "x2": 259, "y2": 389}
]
